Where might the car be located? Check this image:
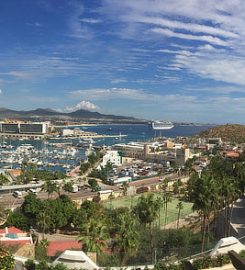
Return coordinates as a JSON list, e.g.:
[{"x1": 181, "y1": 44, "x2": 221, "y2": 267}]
[{"x1": 13, "y1": 191, "x2": 22, "y2": 198}]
